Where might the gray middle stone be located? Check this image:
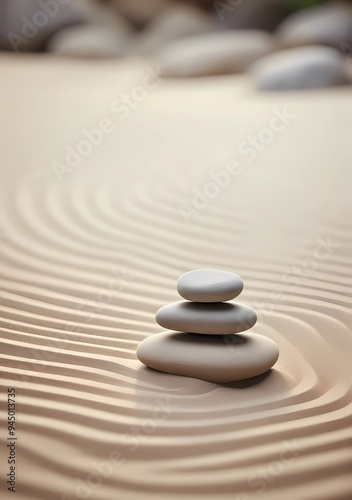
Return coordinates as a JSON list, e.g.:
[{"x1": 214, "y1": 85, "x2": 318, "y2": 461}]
[{"x1": 155, "y1": 301, "x2": 257, "y2": 335}]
